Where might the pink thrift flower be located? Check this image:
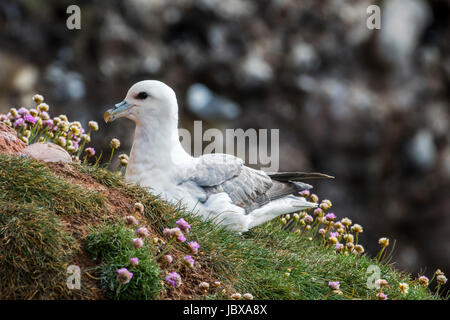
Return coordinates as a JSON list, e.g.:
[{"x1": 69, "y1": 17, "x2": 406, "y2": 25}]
[
  {"x1": 176, "y1": 218, "x2": 191, "y2": 233},
  {"x1": 183, "y1": 255, "x2": 195, "y2": 268},
  {"x1": 164, "y1": 255, "x2": 173, "y2": 264},
  {"x1": 328, "y1": 281, "x2": 340, "y2": 291},
  {"x1": 117, "y1": 268, "x2": 133, "y2": 284},
  {"x1": 165, "y1": 272, "x2": 182, "y2": 288},
  {"x1": 304, "y1": 215, "x2": 313, "y2": 224},
  {"x1": 177, "y1": 233, "x2": 186, "y2": 243},
  {"x1": 299, "y1": 190, "x2": 310, "y2": 197},
  {"x1": 129, "y1": 257, "x2": 139, "y2": 266},
  {"x1": 376, "y1": 292, "x2": 388, "y2": 300},
  {"x1": 330, "y1": 231, "x2": 339, "y2": 238},
  {"x1": 24, "y1": 114, "x2": 36, "y2": 125},
  {"x1": 125, "y1": 215, "x2": 139, "y2": 226},
  {"x1": 133, "y1": 238, "x2": 144, "y2": 249},
  {"x1": 137, "y1": 227, "x2": 150, "y2": 237},
  {"x1": 188, "y1": 241, "x2": 200, "y2": 254}
]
